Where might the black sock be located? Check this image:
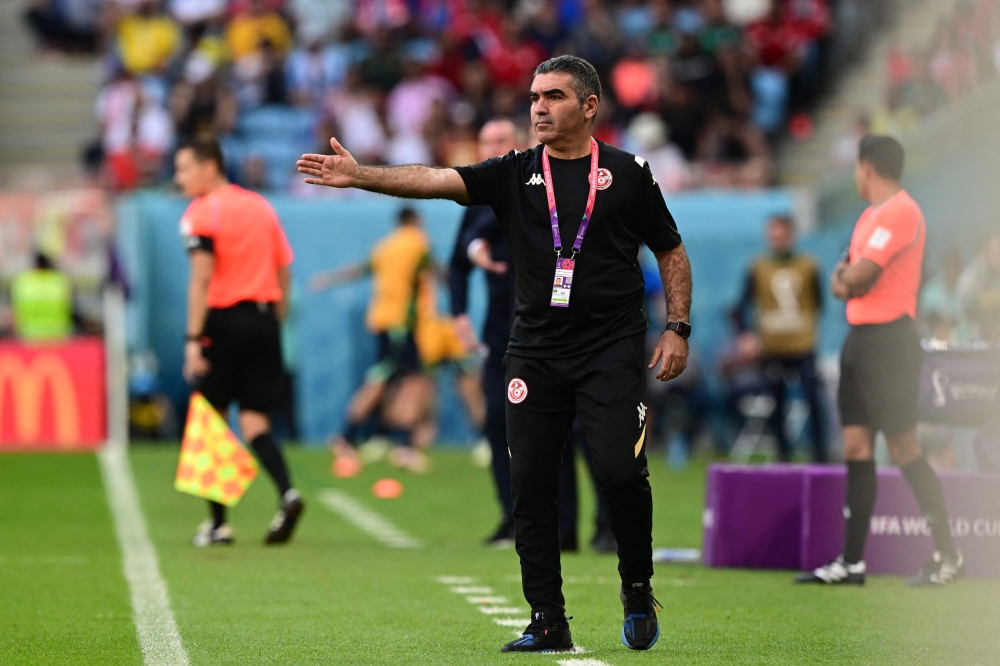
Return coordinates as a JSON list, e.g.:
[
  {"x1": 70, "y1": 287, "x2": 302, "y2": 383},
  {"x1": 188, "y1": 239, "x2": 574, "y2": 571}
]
[
  {"x1": 250, "y1": 432, "x2": 292, "y2": 496},
  {"x1": 900, "y1": 456, "x2": 957, "y2": 558},
  {"x1": 210, "y1": 501, "x2": 226, "y2": 528},
  {"x1": 843, "y1": 460, "x2": 877, "y2": 564}
]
